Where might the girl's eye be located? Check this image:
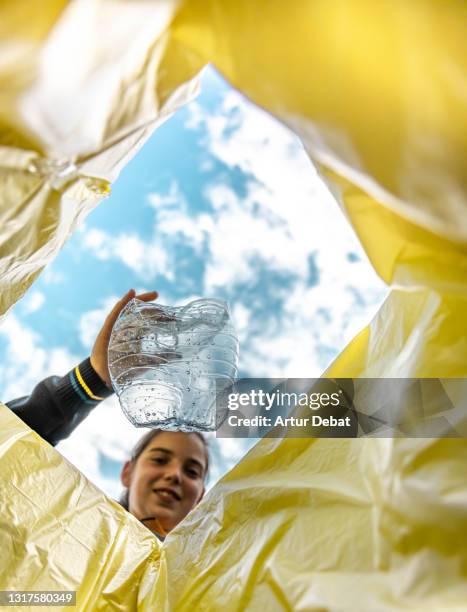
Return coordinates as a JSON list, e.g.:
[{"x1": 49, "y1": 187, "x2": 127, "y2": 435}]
[
  {"x1": 152, "y1": 457, "x2": 166, "y2": 464},
  {"x1": 186, "y1": 468, "x2": 201, "y2": 478}
]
